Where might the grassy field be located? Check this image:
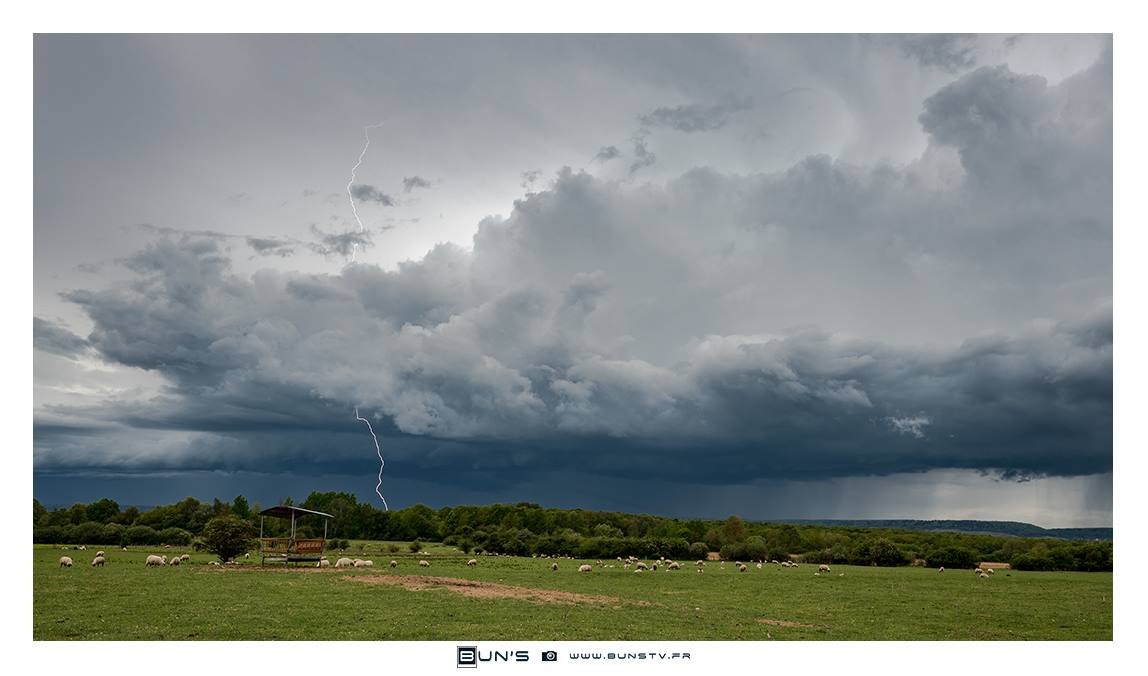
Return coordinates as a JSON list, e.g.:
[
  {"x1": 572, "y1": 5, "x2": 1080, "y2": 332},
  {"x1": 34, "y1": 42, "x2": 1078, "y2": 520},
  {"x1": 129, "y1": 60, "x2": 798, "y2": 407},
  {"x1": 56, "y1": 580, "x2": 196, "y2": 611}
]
[{"x1": 33, "y1": 544, "x2": 1112, "y2": 640}]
